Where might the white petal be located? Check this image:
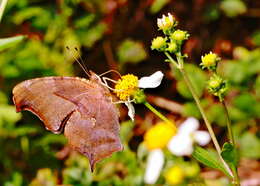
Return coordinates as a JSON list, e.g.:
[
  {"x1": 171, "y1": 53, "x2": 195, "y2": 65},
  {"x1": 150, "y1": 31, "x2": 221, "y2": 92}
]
[
  {"x1": 138, "y1": 71, "x2": 164, "y2": 88},
  {"x1": 167, "y1": 134, "x2": 194, "y2": 156},
  {"x1": 144, "y1": 149, "x2": 164, "y2": 184},
  {"x1": 178, "y1": 117, "x2": 199, "y2": 135},
  {"x1": 193, "y1": 131, "x2": 211, "y2": 146},
  {"x1": 125, "y1": 102, "x2": 135, "y2": 121}
]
